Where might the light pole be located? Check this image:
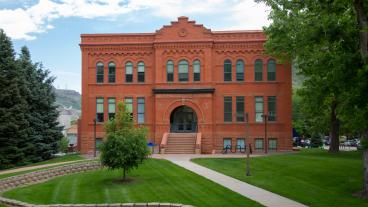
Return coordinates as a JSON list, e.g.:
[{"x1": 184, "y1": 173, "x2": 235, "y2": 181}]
[
  {"x1": 93, "y1": 118, "x2": 97, "y2": 158},
  {"x1": 263, "y1": 114, "x2": 268, "y2": 154},
  {"x1": 245, "y1": 112, "x2": 251, "y2": 176}
]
